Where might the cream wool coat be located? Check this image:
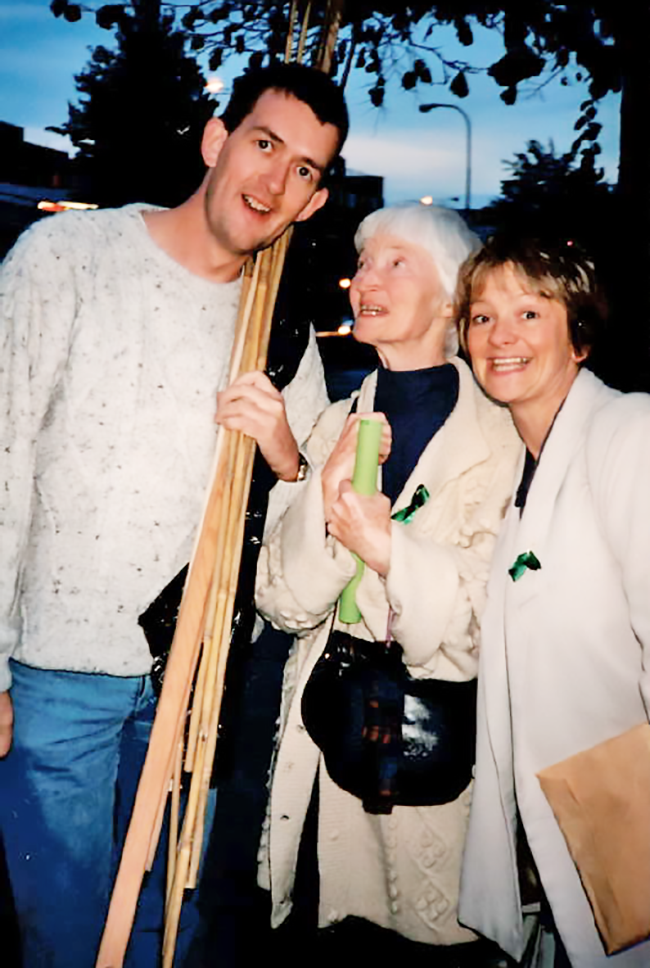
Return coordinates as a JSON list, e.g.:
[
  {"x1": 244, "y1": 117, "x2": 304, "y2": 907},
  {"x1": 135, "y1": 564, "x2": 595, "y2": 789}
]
[
  {"x1": 256, "y1": 358, "x2": 521, "y2": 945},
  {"x1": 459, "y1": 369, "x2": 650, "y2": 967}
]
